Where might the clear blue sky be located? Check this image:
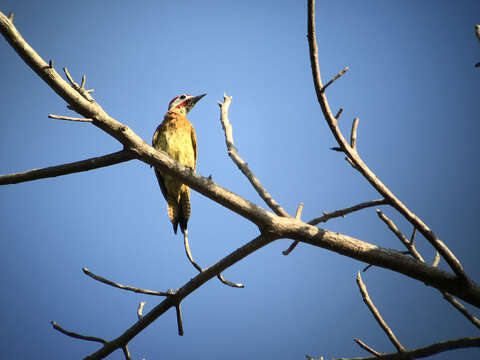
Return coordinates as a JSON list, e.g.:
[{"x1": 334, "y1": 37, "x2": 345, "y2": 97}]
[{"x1": 1, "y1": 1, "x2": 479, "y2": 359}]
